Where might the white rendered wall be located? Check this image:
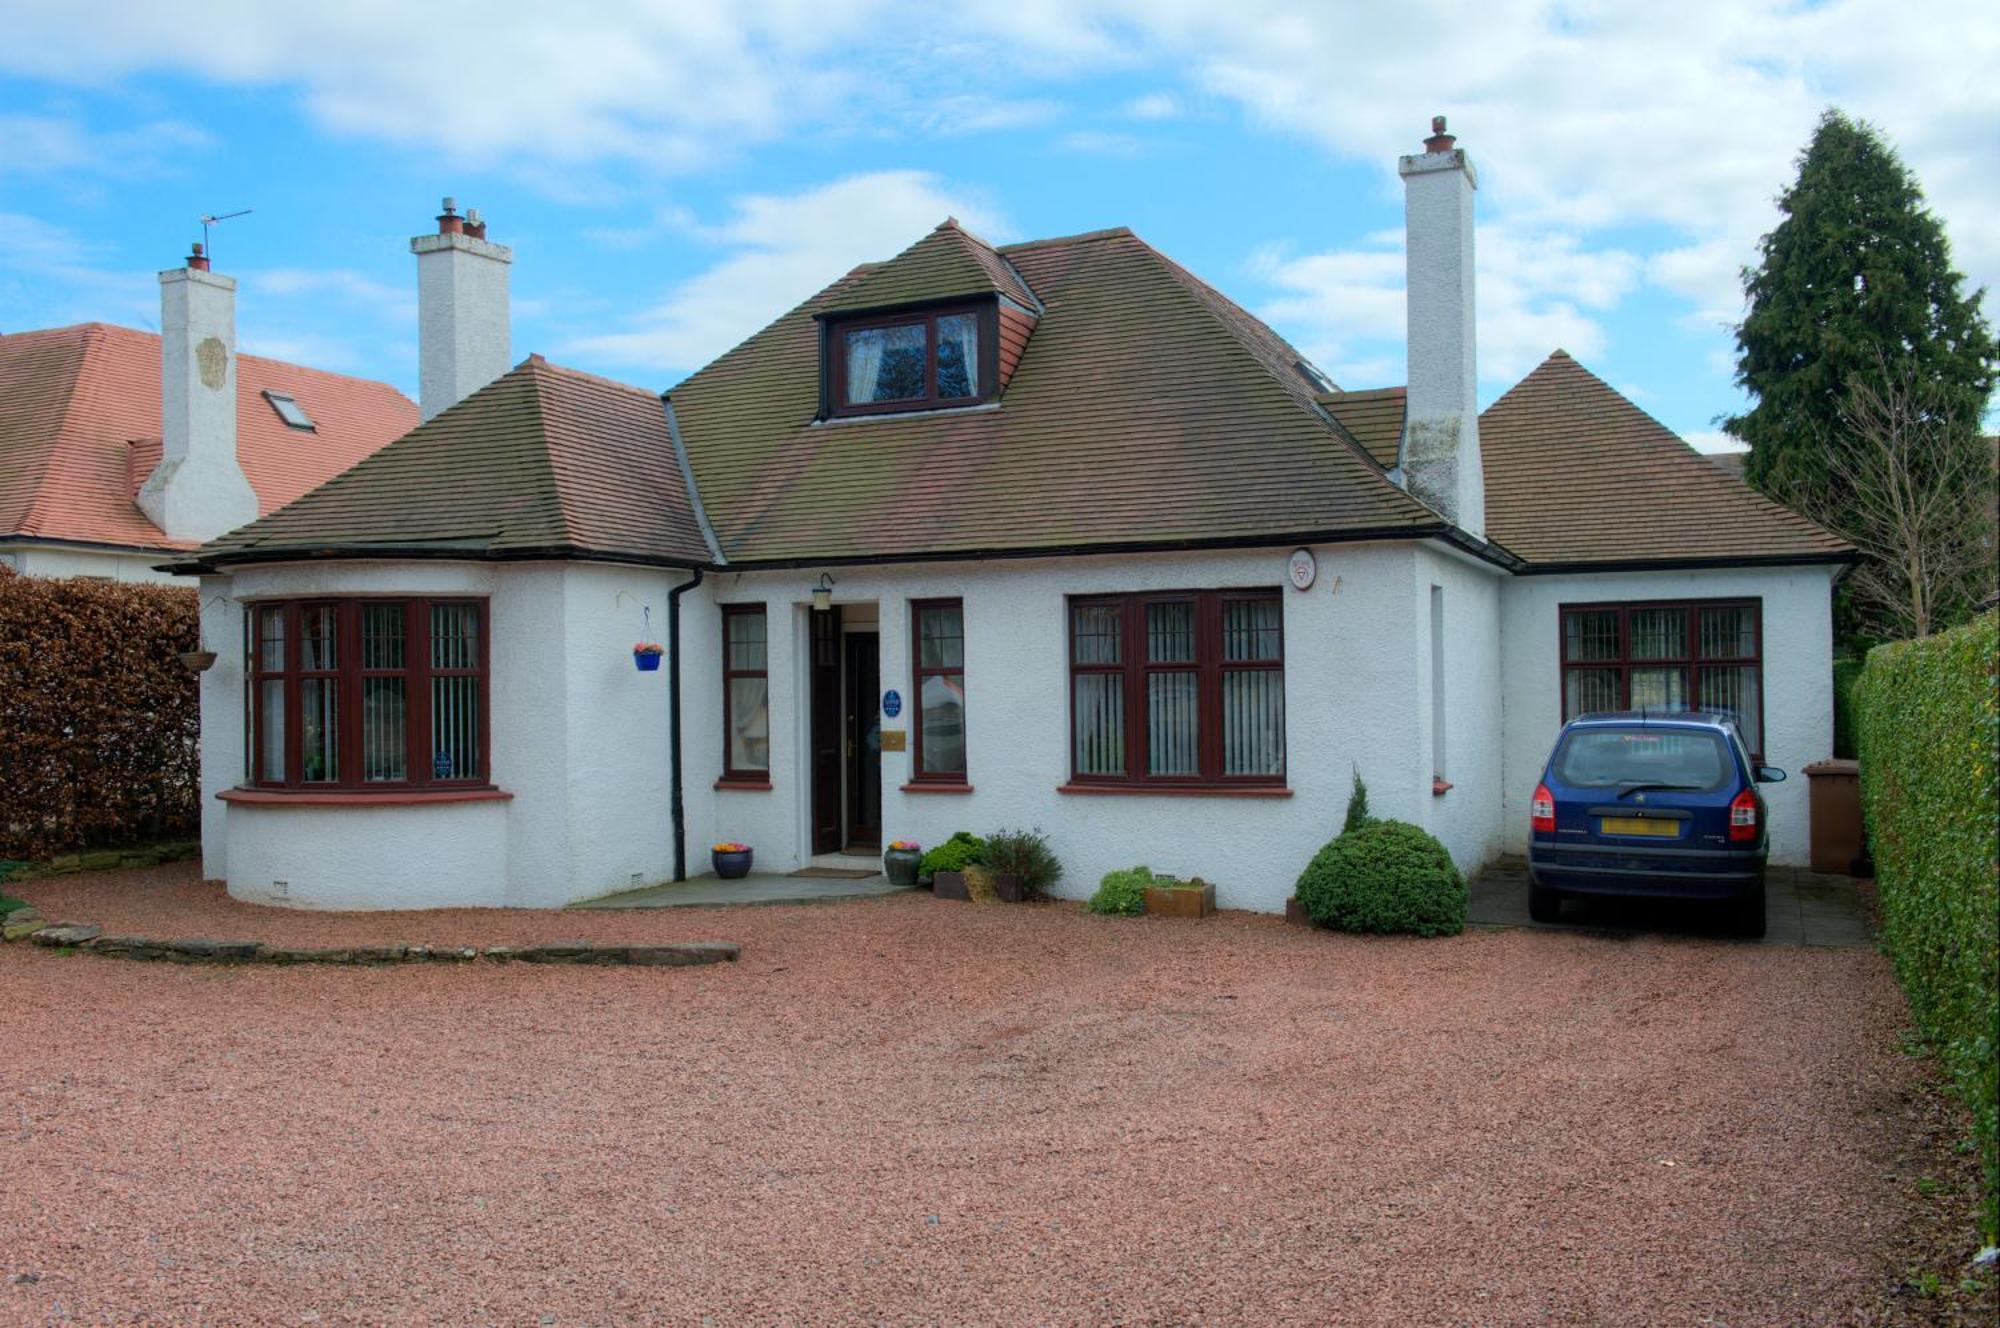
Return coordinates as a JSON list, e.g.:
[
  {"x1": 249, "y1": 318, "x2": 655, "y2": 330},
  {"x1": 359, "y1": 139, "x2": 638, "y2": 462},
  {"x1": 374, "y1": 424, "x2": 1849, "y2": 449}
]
[
  {"x1": 4, "y1": 543, "x2": 182, "y2": 583},
  {"x1": 1415, "y1": 543, "x2": 1506, "y2": 872},
  {"x1": 1497, "y1": 564, "x2": 1838, "y2": 866},
  {"x1": 688, "y1": 545, "x2": 1442, "y2": 914}
]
